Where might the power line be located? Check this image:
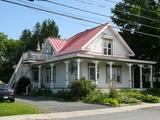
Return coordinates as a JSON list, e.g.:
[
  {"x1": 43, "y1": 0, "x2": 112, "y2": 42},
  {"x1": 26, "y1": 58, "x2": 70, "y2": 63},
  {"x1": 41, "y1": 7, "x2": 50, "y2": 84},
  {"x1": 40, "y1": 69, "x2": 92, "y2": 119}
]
[
  {"x1": 104, "y1": 0, "x2": 159, "y2": 14},
  {"x1": 115, "y1": 9, "x2": 160, "y2": 23},
  {"x1": 73, "y1": 0, "x2": 106, "y2": 8},
  {"x1": 1, "y1": 0, "x2": 160, "y2": 39},
  {"x1": 35, "y1": 0, "x2": 160, "y2": 30},
  {"x1": 17, "y1": 0, "x2": 95, "y2": 28},
  {"x1": 21, "y1": 0, "x2": 106, "y2": 23},
  {"x1": 37, "y1": 0, "x2": 109, "y2": 18},
  {"x1": 73, "y1": 0, "x2": 160, "y2": 23},
  {"x1": 1, "y1": 0, "x2": 102, "y2": 25}
]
